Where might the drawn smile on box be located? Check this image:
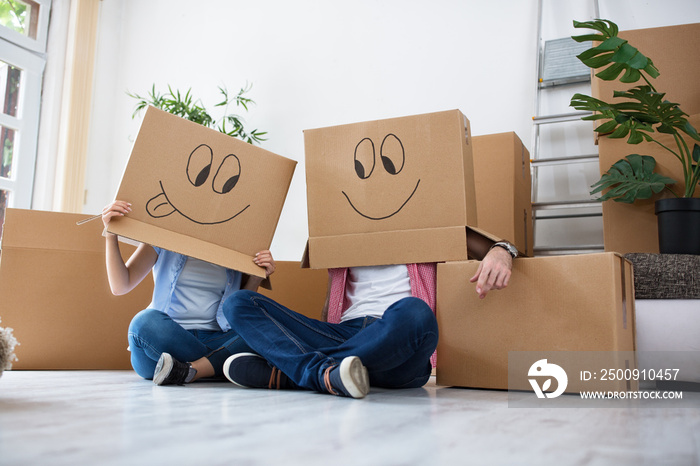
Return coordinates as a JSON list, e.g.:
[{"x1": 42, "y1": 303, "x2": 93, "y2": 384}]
[
  {"x1": 341, "y1": 134, "x2": 420, "y2": 221},
  {"x1": 146, "y1": 143, "x2": 250, "y2": 225}
]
